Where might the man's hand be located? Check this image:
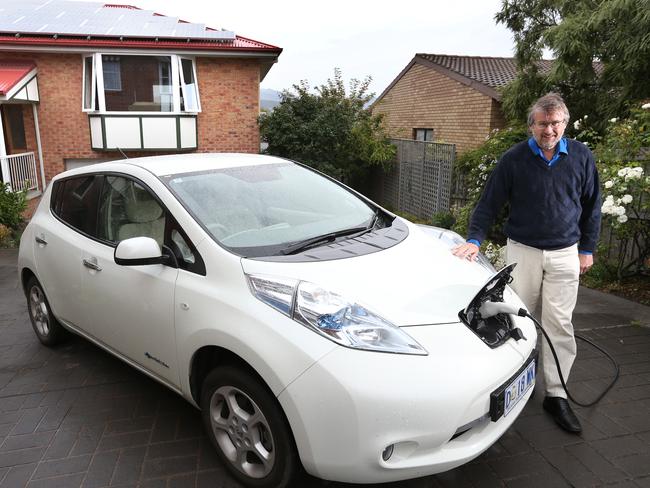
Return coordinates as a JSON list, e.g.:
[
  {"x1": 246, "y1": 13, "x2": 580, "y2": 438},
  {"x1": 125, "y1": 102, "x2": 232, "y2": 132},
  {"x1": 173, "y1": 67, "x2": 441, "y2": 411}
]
[
  {"x1": 452, "y1": 242, "x2": 480, "y2": 261},
  {"x1": 579, "y1": 253, "x2": 594, "y2": 274}
]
